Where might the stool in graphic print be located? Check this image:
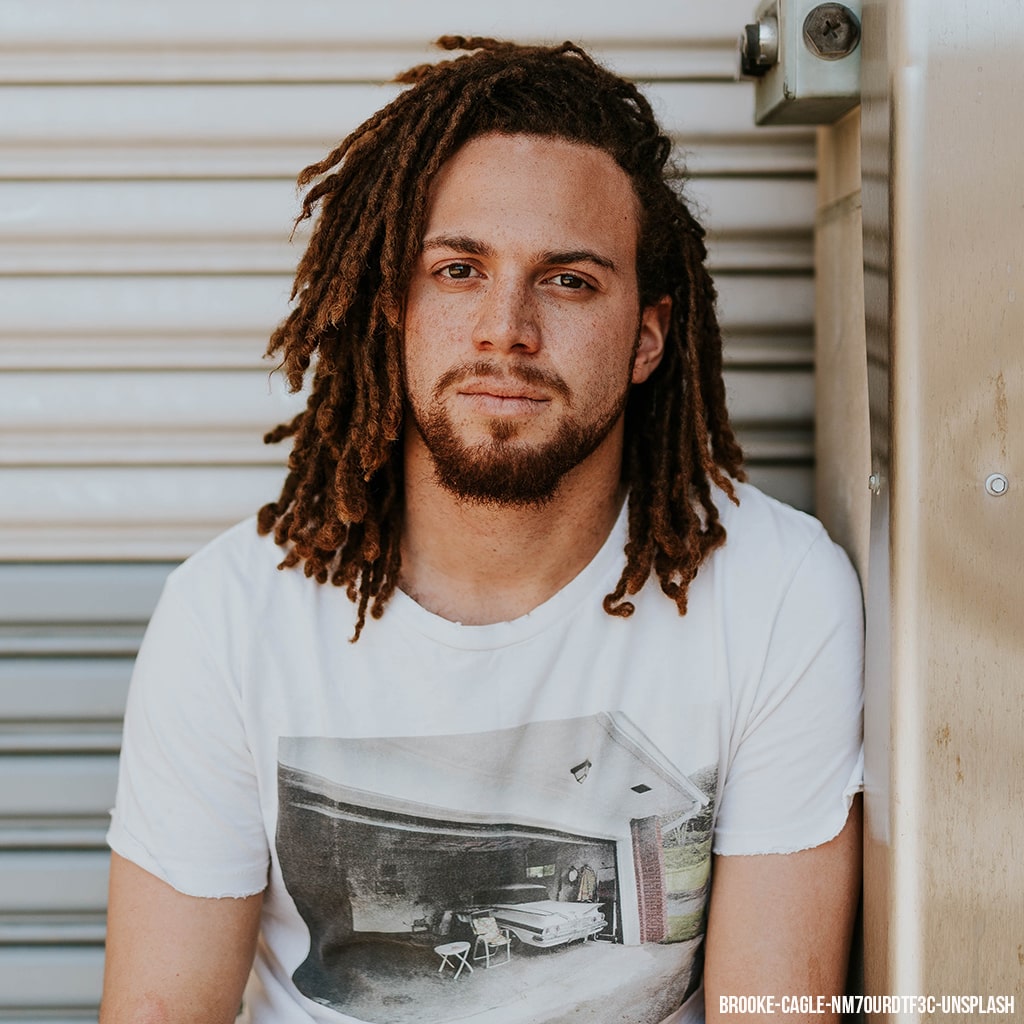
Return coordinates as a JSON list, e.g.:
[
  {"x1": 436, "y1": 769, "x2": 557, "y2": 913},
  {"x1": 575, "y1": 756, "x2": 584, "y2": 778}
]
[{"x1": 434, "y1": 940, "x2": 474, "y2": 980}]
